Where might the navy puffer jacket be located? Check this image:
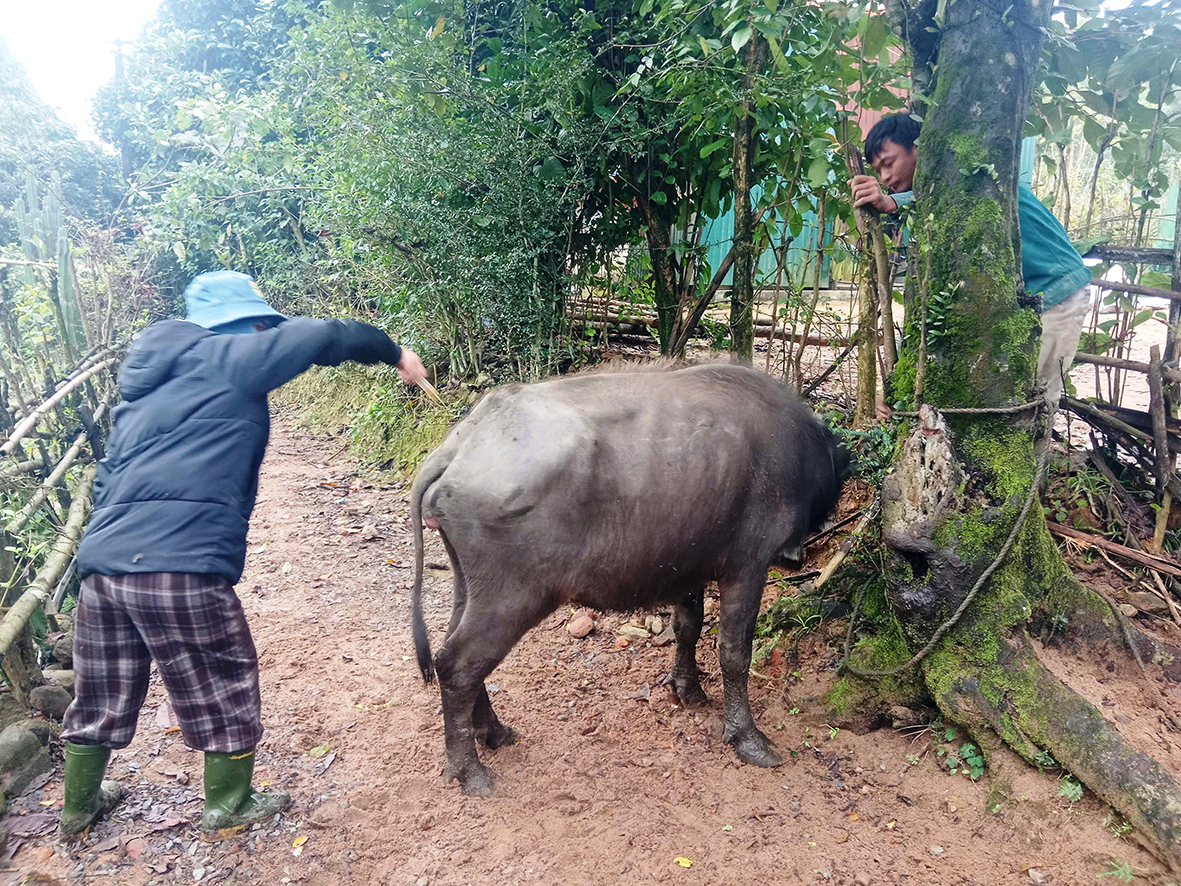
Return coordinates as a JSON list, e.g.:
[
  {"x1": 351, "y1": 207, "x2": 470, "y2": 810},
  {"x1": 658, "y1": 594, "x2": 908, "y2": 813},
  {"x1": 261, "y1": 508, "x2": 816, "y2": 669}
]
[{"x1": 78, "y1": 318, "x2": 402, "y2": 582}]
